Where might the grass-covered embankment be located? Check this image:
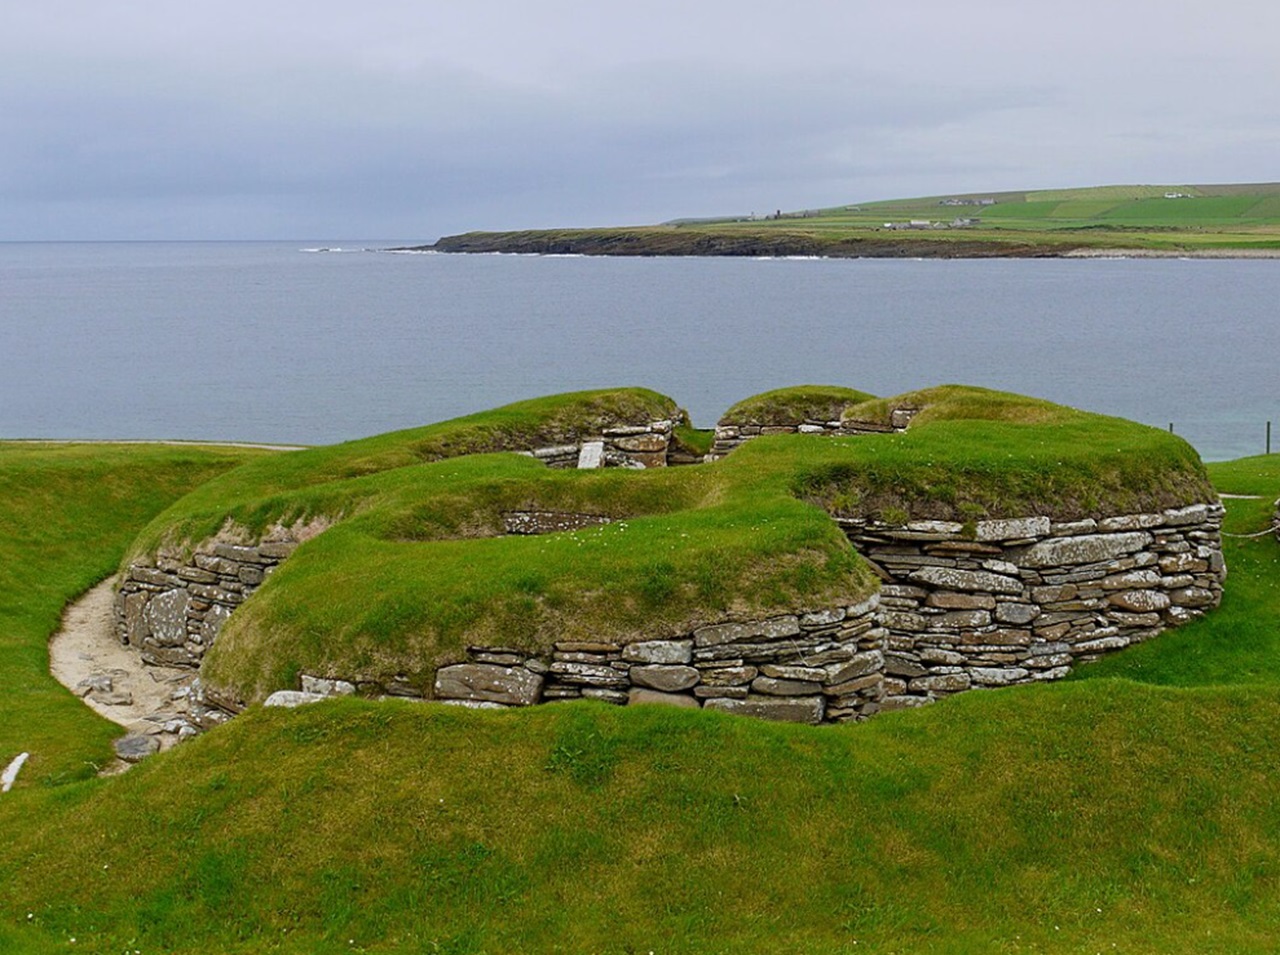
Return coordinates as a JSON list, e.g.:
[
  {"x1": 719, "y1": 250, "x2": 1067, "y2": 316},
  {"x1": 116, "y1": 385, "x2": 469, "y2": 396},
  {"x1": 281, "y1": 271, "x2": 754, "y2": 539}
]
[
  {"x1": 717, "y1": 385, "x2": 877, "y2": 426},
  {"x1": 0, "y1": 416, "x2": 1275, "y2": 953},
  {"x1": 0, "y1": 443, "x2": 267, "y2": 787},
  {"x1": 126, "y1": 385, "x2": 1213, "y2": 706}
]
